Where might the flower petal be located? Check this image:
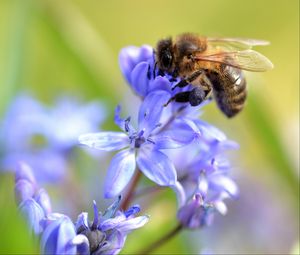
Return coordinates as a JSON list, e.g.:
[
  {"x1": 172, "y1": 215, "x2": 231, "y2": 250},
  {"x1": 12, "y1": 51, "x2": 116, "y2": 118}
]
[
  {"x1": 104, "y1": 149, "x2": 136, "y2": 198},
  {"x1": 119, "y1": 45, "x2": 153, "y2": 84},
  {"x1": 148, "y1": 76, "x2": 172, "y2": 93},
  {"x1": 130, "y1": 62, "x2": 149, "y2": 97},
  {"x1": 171, "y1": 181, "x2": 186, "y2": 208},
  {"x1": 153, "y1": 119, "x2": 195, "y2": 149},
  {"x1": 19, "y1": 198, "x2": 45, "y2": 234},
  {"x1": 41, "y1": 215, "x2": 77, "y2": 255},
  {"x1": 14, "y1": 179, "x2": 35, "y2": 204},
  {"x1": 72, "y1": 234, "x2": 90, "y2": 255},
  {"x1": 137, "y1": 148, "x2": 177, "y2": 186},
  {"x1": 100, "y1": 214, "x2": 127, "y2": 232},
  {"x1": 115, "y1": 215, "x2": 149, "y2": 233},
  {"x1": 75, "y1": 212, "x2": 89, "y2": 232},
  {"x1": 194, "y1": 119, "x2": 227, "y2": 141},
  {"x1": 15, "y1": 162, "x2": 36, "y2": 186},
  {"x1": 79, "y1": 132, "x2": 129, "y2": 151},
  {"x1": 97, "y1": 230, "x2": 126, "y2": 255},
  {"x1": 35, "y1": 188, "x2": 52, "y2": 215},
  {"x1": 210, "y1": 175, "x2": 239, "y2": 198},
  {"x1": 138, "y1": 90, "x2": 170, "y2": 135},
  {"x1": 124, "y1": 205, "x2": 140, "y2": 218}
]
